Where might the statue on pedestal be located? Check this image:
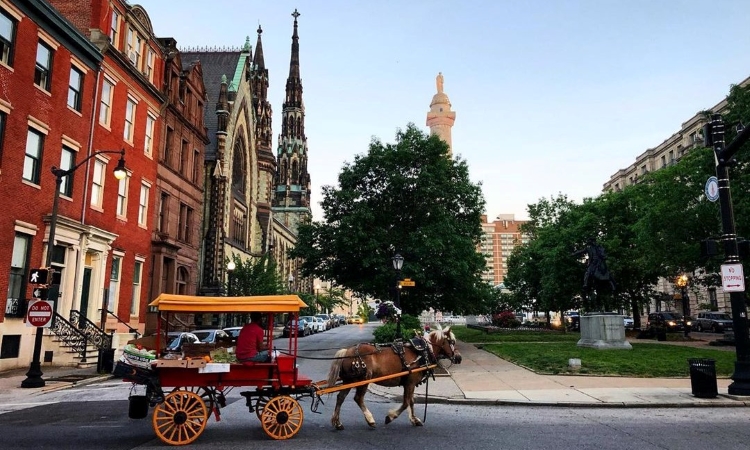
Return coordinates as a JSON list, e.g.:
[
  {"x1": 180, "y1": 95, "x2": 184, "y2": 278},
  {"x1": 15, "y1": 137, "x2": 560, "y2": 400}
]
[{"x1": 436, "y1": 72, "x2": 444, "y2": 93}]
